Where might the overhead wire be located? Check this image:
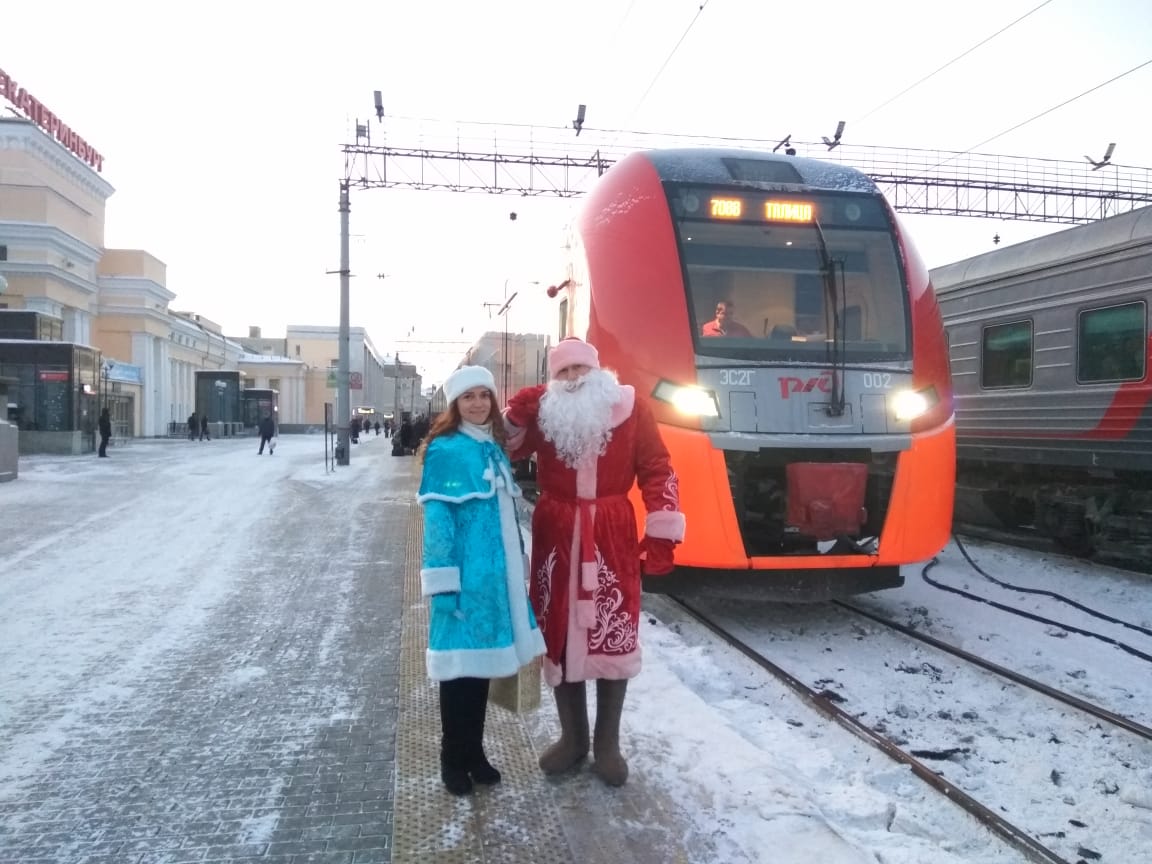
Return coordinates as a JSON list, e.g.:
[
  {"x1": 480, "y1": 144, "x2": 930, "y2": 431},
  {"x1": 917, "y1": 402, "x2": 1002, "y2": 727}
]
[
  {"x1": 619, "y1": 0, "x2": 714, "y2": 131},
  {"x1": 568, "y1": 0, "x2": 715, "y2": 190},
  {"x1": 960, "y1": 57, "x2": 1152, "y2": 154},
  {"x1": 853, "y1": 0, "x2": 1056, "y2": 127}
]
